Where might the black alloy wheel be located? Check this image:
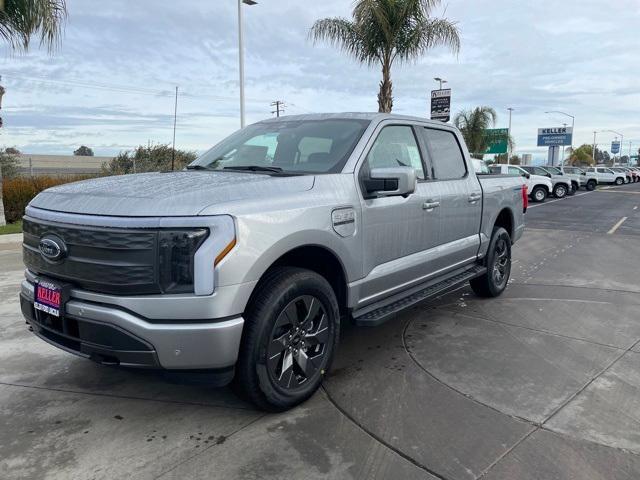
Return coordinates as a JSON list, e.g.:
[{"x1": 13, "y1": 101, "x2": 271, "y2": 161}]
[
  {"x1": 233, "y1": 267, "x2": 339, "y2": 411},
  {"x1": 267, "y1": 295, "x2": 329, "y2": 389},
  {"x1": 491, "y1": 235, "x2": 510, "y2": 289},
  {"x1": 470, "y1": 226, "x2": 512, "y2": 298}
]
